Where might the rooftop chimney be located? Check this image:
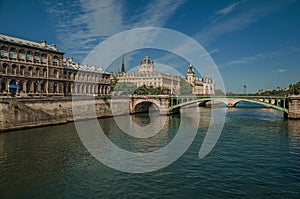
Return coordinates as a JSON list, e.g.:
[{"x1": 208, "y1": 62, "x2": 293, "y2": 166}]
[
  {"x1": 41, "y1": 40, "x2": 47, "y2": 47},
  {"x1": 50, "y1": 44, "x2": 56, "y2": 49}
]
